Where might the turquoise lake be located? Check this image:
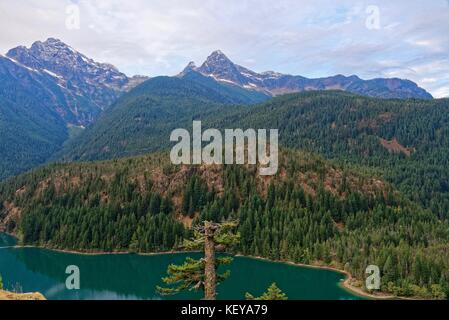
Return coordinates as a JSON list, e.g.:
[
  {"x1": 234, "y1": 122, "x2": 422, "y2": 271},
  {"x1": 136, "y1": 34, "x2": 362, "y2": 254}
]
[{"x1": 0, "y1": 233, "x2": 361, "y2": 300}]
